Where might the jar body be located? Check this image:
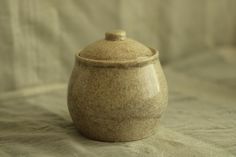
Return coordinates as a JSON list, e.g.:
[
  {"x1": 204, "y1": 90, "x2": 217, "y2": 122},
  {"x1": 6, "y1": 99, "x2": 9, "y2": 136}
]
[{"x1": 67, "y1": 58, "x2": 168, "y2": 142}]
